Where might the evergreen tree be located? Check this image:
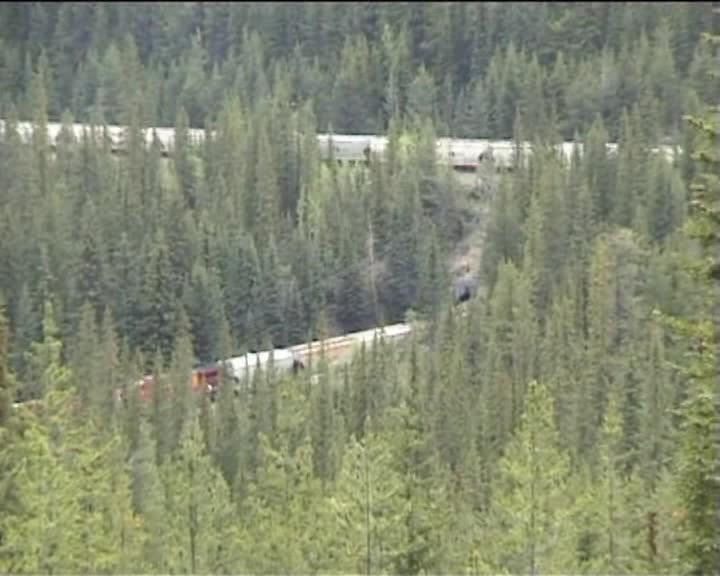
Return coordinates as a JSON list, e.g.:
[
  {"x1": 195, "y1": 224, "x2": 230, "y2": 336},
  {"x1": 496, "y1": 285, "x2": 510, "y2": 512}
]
[
  {"x1": 23, "y1": 300, "x2": 70, "y2": 400},
  {"x1": 672, "y1": 61, "x2": 720, "y2": 575},
  {"x1": 162, "y1": 416, "x2": 238, "y2": 574},
  {"x1": 329, "y1": 428, "x2": 408, "y2": 575},
  {"x1": 406, "y1": 65, "x2": 436, "y2": 123},
  {"x1": 0, "y1": 6, "x2": 716, "y2": 574},
  {"x1": 584, "y1": 386, "x2": 637, "y2": 573},
  {"x1": 639, "y1": 318, "x2": 675, "y2": 486},
  {"x1": 0, "y1": 410, "x2": 81, "y2": 573},
  {"x1": 481, "y1": 176, "x2": 523, "y2": 290},
  {"x1": 486, "y1": 380, "x2": 574, "y2": 574},
  {"x1": 137, "y1": 233, "x2": 178, "y2": 363},
  {"x1": 0, "y1": 299, "x2": 14, "y2": 425},
  {"x1": 130, "y1": 420, "x2": 166, "y2": 571},
  {"x1": 253, "y1": 122, "x2": 280, "y2": 245},
  {"x1": 310, "y1": 357, "x2": 338, "y2": 488}
]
